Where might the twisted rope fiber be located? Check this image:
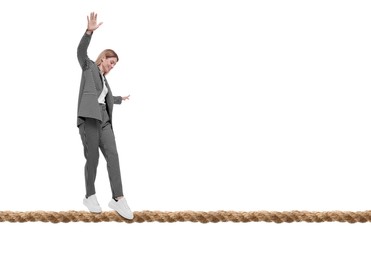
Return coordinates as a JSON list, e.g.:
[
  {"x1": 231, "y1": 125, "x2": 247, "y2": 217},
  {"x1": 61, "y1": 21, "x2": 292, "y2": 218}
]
[{"x1": 1, "y1": 210, "x2": 371, "y2": 223}]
